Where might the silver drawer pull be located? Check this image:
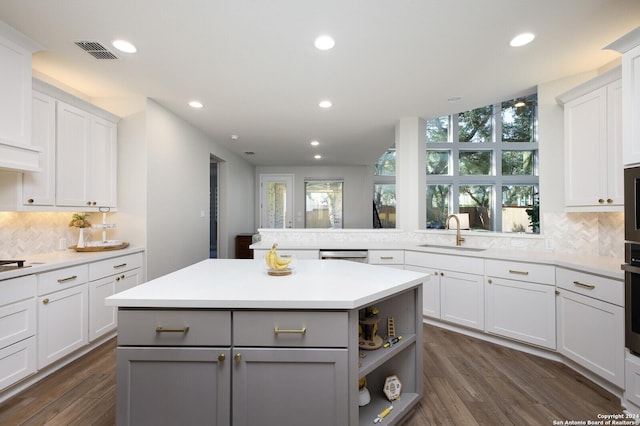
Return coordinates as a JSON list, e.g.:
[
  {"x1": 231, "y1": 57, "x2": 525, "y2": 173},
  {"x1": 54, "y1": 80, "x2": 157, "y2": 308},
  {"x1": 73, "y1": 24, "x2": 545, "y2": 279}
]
[
  {"x1": 573, "y1": 281, "x2": 595, "y2": 290},
  {"x1": 508, "y1": 269, "x2": 529, "y2": 275},
  {"x1": 380, "y1": 256, "x2": 394, "y2": 260},
  {"x1": 156, "y1": 326, "x2": 190, "y2": 333},
  {"x1": 274, "y1": 327, "x2": 307, "y2": 334},
  {"x1": 113, "y1": 263, "x2": 128, "y2": 269},
  {"x1": 57, "y1": 275, "x2": 78, "y2": 283}
]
